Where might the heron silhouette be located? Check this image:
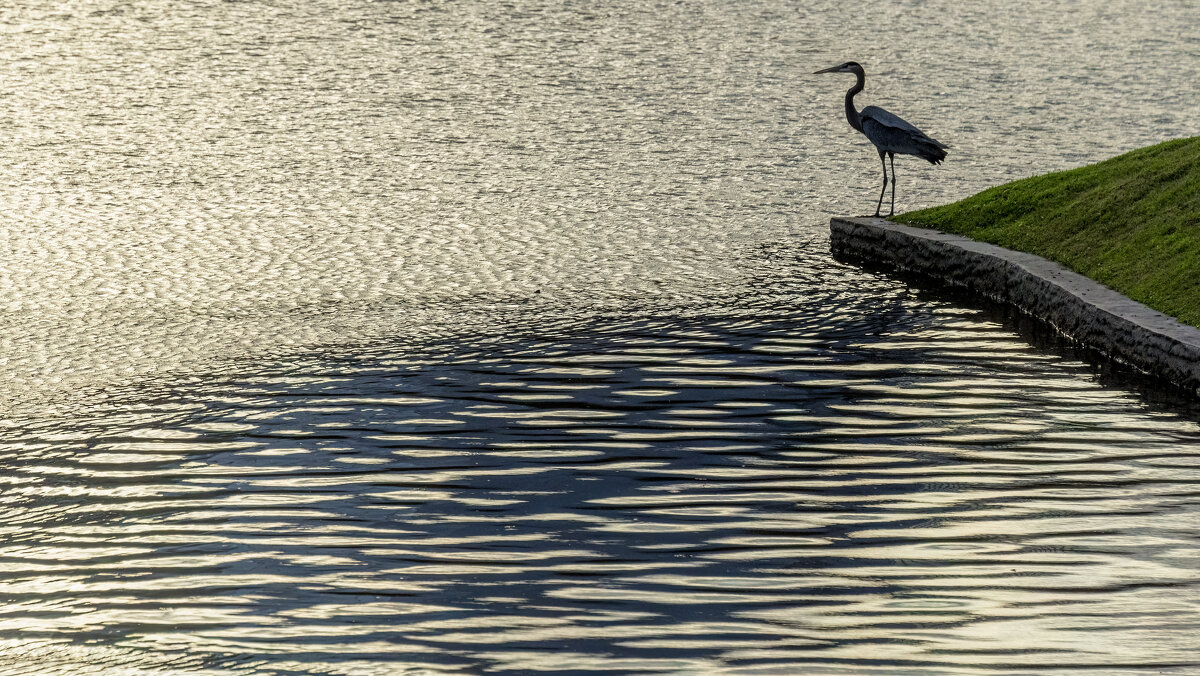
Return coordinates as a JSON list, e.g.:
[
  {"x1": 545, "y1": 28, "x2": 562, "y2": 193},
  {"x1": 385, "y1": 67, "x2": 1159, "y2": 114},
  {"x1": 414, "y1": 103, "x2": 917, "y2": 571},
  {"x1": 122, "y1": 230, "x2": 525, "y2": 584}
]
[{"x1": 814, "y1": 61, "x2": 948, "y2": 218}]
